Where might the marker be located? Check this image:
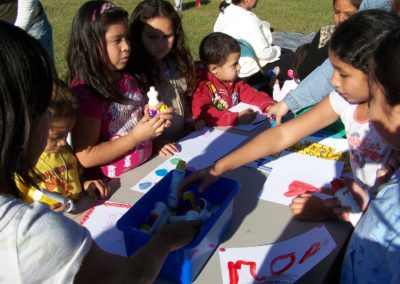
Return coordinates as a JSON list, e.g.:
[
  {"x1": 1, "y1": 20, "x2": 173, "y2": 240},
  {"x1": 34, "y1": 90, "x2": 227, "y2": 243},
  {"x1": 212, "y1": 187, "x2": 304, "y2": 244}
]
[{"x1": 269, "y1": 114, "x2": 277, "y2": 127}]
